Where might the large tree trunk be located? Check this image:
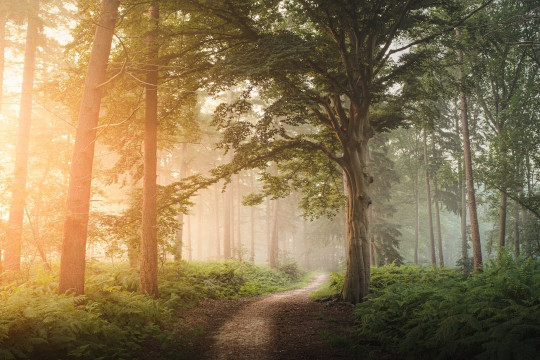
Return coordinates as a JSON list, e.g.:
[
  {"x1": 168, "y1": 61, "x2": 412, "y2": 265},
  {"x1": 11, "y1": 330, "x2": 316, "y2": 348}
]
[
  {"x1": 423, "y1": 130, "x2": 436, "y2": 265},
  {"x1": 58, "y1": 0, "x2": 120, "y2": 295},
  {"x1": 174, "y1": 143, "x2": 188, "y2": 261},
  {"x1": 4, "y1": 0, "x2": 40, "y2": 271},
  {"x1": 457, "y1": 28, "x2": 482, "y2": 271},
  {"x1": 341, "y1": 138, "x2": 371, "y2": 304},
  {"x1": 140, "y1": 1, "x2": 160, "y2": 297}
]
